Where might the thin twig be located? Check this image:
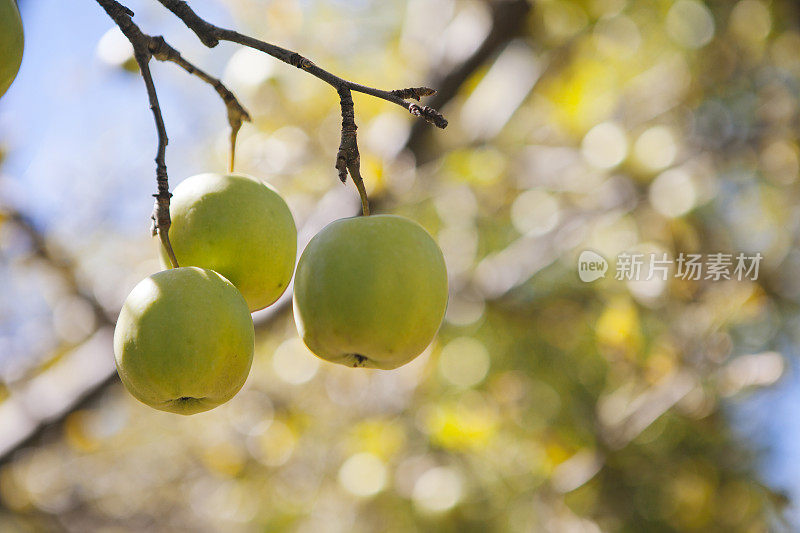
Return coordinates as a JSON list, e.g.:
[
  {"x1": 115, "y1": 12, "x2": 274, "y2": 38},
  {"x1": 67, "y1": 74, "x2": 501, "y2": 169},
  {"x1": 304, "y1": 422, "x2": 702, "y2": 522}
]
[
  {"x1": 100, "y1": 0, "x2": 446, "y2": 222},
  {"x1": 96, "y1": 0, "x2": 179, "y2": 265},
  {"x1": 153, "y1": 0, "x2": 446, "y2": 205},
  {"x1": 144, "y1": 35, "x2": 252, "y2": 172},
  {"x1": 217, "y1": 29, "x2": 447, "y2": 126},
  {"x1": 95, "y1": 0, "x2": 252, "y2": 258},
  {"x1": 156, "y1": 0, "x2": 446, "y2": 124},
  {"x1": 136, "y1": 56, "x2": 180, "y2": 268}
]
